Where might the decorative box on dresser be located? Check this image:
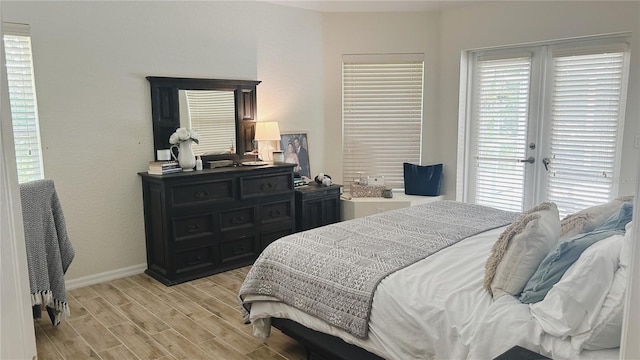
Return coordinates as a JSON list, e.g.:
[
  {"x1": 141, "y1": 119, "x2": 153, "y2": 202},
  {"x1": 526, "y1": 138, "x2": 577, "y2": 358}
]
[
  {"x1": 139, "y1": 164, "x2": 296, "y2": 285},
  {"x1": 294, "y1": 183, "x2": 342, "y2": 232}
]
